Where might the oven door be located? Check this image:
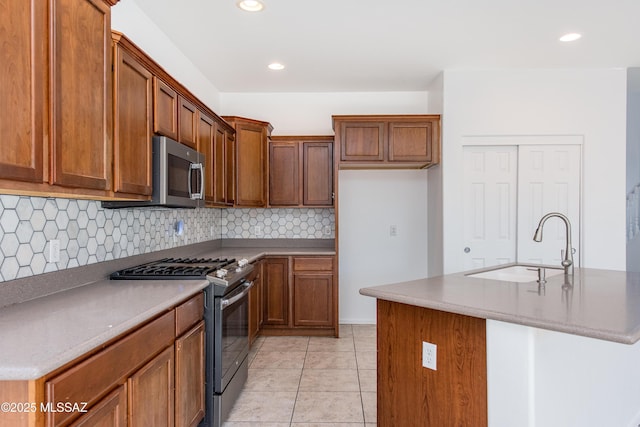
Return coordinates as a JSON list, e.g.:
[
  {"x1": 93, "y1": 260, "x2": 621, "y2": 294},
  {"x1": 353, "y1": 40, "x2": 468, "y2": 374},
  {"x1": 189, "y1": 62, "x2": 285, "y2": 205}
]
[{"x1": 214, "y1": 280, "x2": 252, "y2": 393}]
